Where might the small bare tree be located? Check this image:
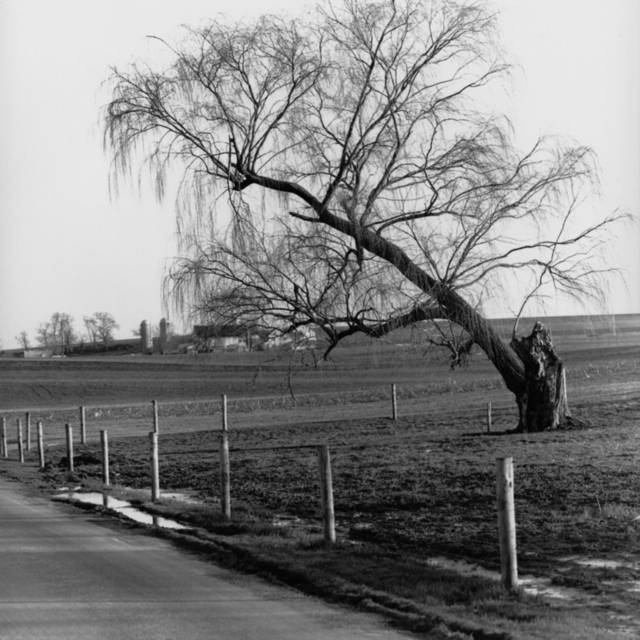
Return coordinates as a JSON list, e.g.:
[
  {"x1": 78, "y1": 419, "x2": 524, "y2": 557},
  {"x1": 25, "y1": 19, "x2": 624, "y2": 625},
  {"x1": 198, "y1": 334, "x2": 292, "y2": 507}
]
[
  {"x1": 37, "y1": 312, "x2": 76, "y2": 354},
  {"x1": 104, "y1": 0, "x2": 623, "y2": 431},
  {"x1": 85, "y1": 312, "x2": 119, "y2": 349},
  {"x1": 83, "y1": 315, "x2": 99, "y2": 345},
  {"x1": 94, "y1": 312, "x2": 119, "y2": 348},
  {"x1": 16, "y1": 331, "x2": 31, "y2": 350}
]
